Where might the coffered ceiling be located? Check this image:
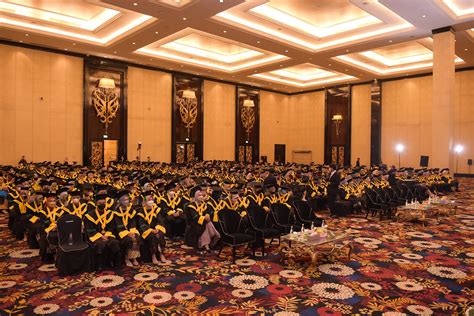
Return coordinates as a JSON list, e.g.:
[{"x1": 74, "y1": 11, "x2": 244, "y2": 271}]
[{"x1": 0, "y1": 0, "x2": 473, "y2": 93}]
